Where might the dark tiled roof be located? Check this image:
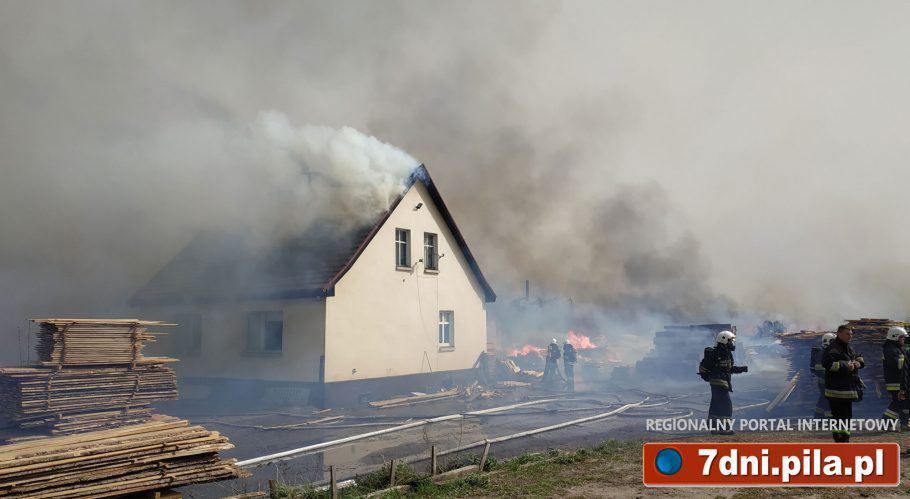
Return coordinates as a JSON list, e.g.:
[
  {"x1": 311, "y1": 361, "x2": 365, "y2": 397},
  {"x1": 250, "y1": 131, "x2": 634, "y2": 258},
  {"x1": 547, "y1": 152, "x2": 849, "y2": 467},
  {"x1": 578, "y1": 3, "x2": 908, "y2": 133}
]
[{"x1": 130, "y1": 165, "x2": 496, "y2": 306}]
